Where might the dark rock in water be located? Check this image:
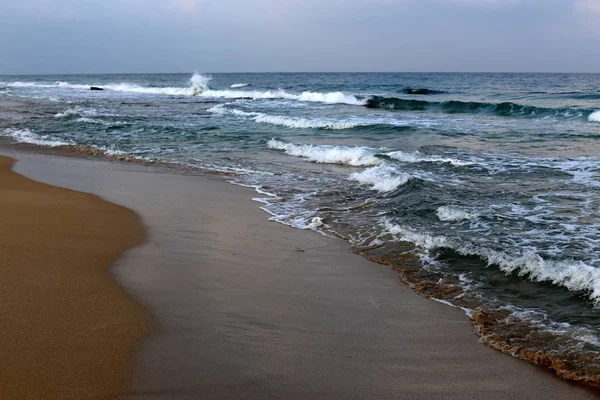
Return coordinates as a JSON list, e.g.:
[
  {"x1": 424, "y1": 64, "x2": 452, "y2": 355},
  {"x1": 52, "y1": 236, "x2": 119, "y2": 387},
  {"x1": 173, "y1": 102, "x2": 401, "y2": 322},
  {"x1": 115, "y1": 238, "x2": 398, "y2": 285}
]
[
  {"x1": 401, "y1": 87, "x2": 445, "y2": 95},
  {"x1": 90, "y1": 86, "x2": 104, "y2": 91}
]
